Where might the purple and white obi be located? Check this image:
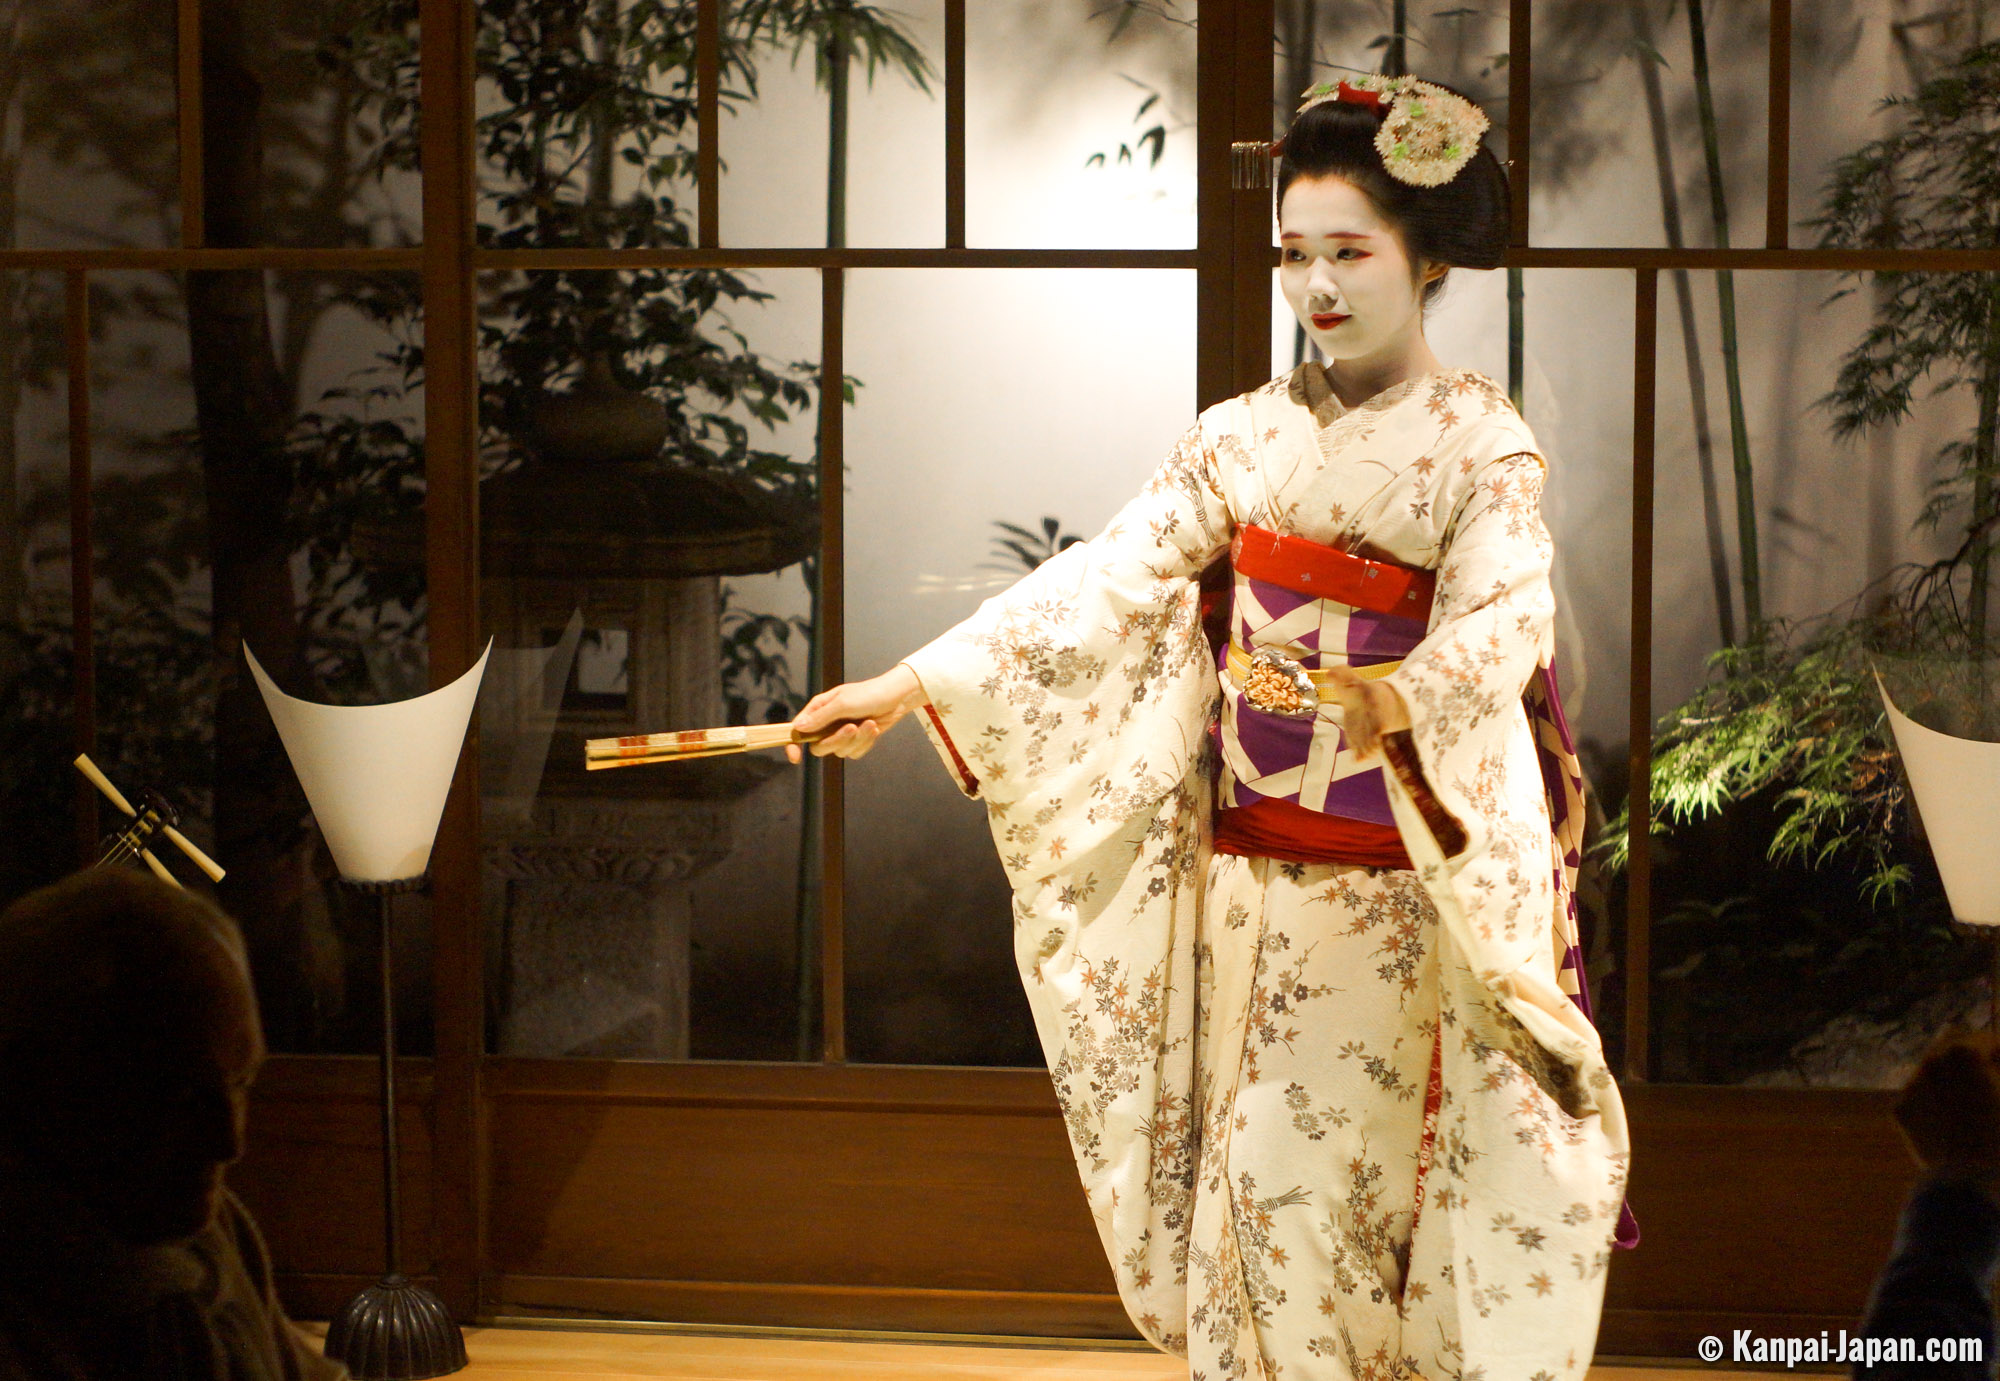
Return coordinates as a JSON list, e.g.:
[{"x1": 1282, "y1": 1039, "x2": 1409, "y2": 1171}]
[{"x1": 1217, "y1": 565, "x2": 1428, "y2": 825}]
